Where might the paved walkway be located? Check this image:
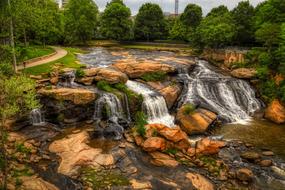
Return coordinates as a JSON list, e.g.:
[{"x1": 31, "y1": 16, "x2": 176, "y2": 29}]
[{"x1": 18, "y1": 46, "x2": 68, "y2": 70}]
